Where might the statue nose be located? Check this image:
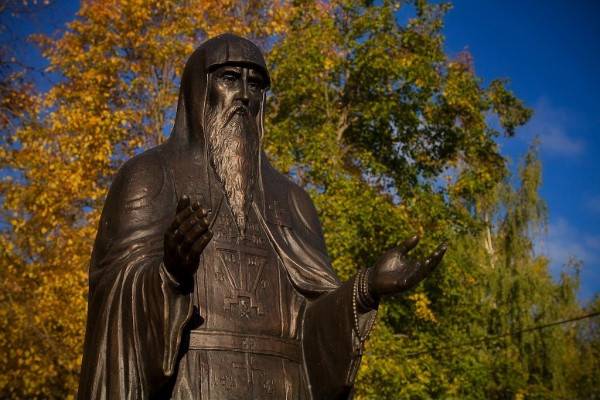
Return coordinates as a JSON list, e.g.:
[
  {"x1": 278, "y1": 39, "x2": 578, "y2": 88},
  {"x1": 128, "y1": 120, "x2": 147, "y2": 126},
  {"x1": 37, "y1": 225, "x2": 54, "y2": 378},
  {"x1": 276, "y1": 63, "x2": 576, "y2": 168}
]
[
  {"x1": 240, "y1": 83, "x2": 249, "y2": 103},
  {"x1": 239, "y1": 68, "x2": 250, "y2": 104}
]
